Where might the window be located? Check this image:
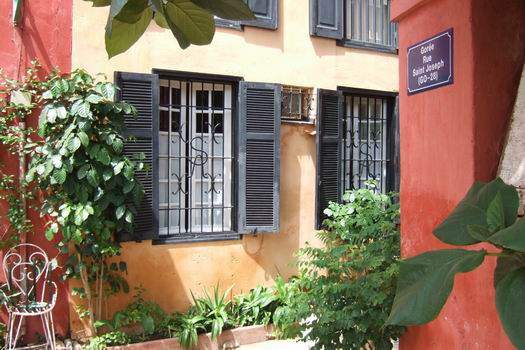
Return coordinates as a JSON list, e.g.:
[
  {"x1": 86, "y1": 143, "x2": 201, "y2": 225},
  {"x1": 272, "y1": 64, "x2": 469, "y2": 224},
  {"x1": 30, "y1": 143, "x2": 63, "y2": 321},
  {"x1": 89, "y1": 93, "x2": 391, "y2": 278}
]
[
  {"x1": 342, "y1": 94, "x2": 389, "y2": 192},
  {"x1": 310, "y1": 0, "x2": 397, "y2": 52},
  {"x1": 281, "y1": 86, "x2": 313, "y2": 122},
  {"x1": 315, "y1": 88, "x2": 398, "y2": 229},
  {"x1": 115, "y1": 72, "x2": 281, "y2": 243},
  {"x1": 158, "y1": 79, "x2": 234, "y2": 237},
  {"x1": 344, "y1": 0, "x2": 397, "y2": 50}
]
